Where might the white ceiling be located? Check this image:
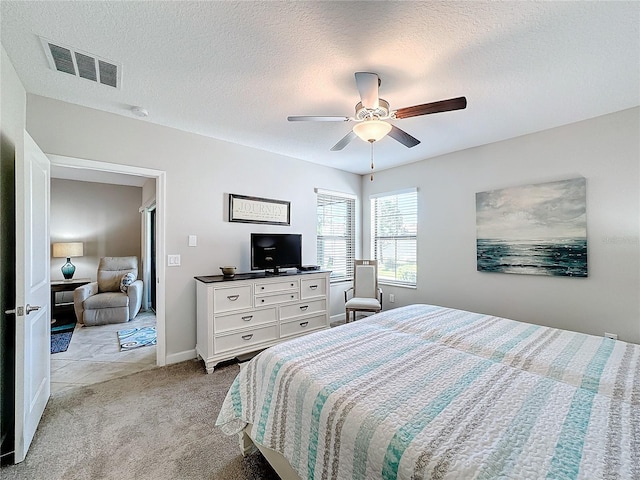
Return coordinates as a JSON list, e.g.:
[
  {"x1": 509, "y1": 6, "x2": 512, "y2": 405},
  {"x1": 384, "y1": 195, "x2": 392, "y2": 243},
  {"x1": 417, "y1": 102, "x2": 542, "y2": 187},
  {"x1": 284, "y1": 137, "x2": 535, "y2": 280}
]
[{"x1": 2, "y1": 1, "x2": 639, "y2": 175}]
